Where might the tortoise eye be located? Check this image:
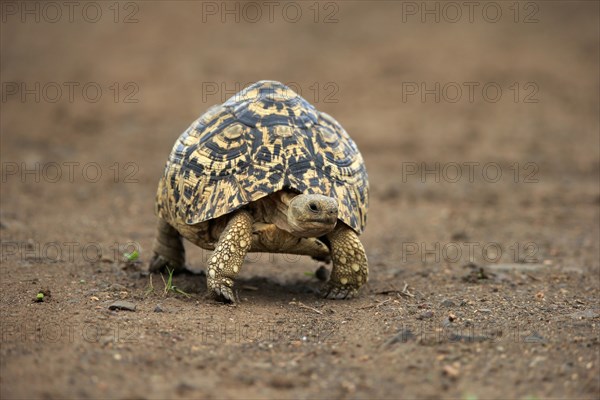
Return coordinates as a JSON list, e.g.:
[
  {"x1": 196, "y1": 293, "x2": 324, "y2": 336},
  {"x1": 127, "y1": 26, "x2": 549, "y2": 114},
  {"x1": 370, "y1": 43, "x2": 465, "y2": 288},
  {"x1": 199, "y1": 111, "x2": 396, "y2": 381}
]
[{"x1": 308, "y1": 202, "x2": 319, "y2": 212}]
